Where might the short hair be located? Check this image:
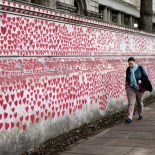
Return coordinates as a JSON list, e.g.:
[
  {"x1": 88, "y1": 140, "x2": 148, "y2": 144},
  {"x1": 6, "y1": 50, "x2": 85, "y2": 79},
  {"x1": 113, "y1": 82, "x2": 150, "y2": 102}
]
[{"x1": 128, "y1": 57, "x2": 135, "y2": 62}]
